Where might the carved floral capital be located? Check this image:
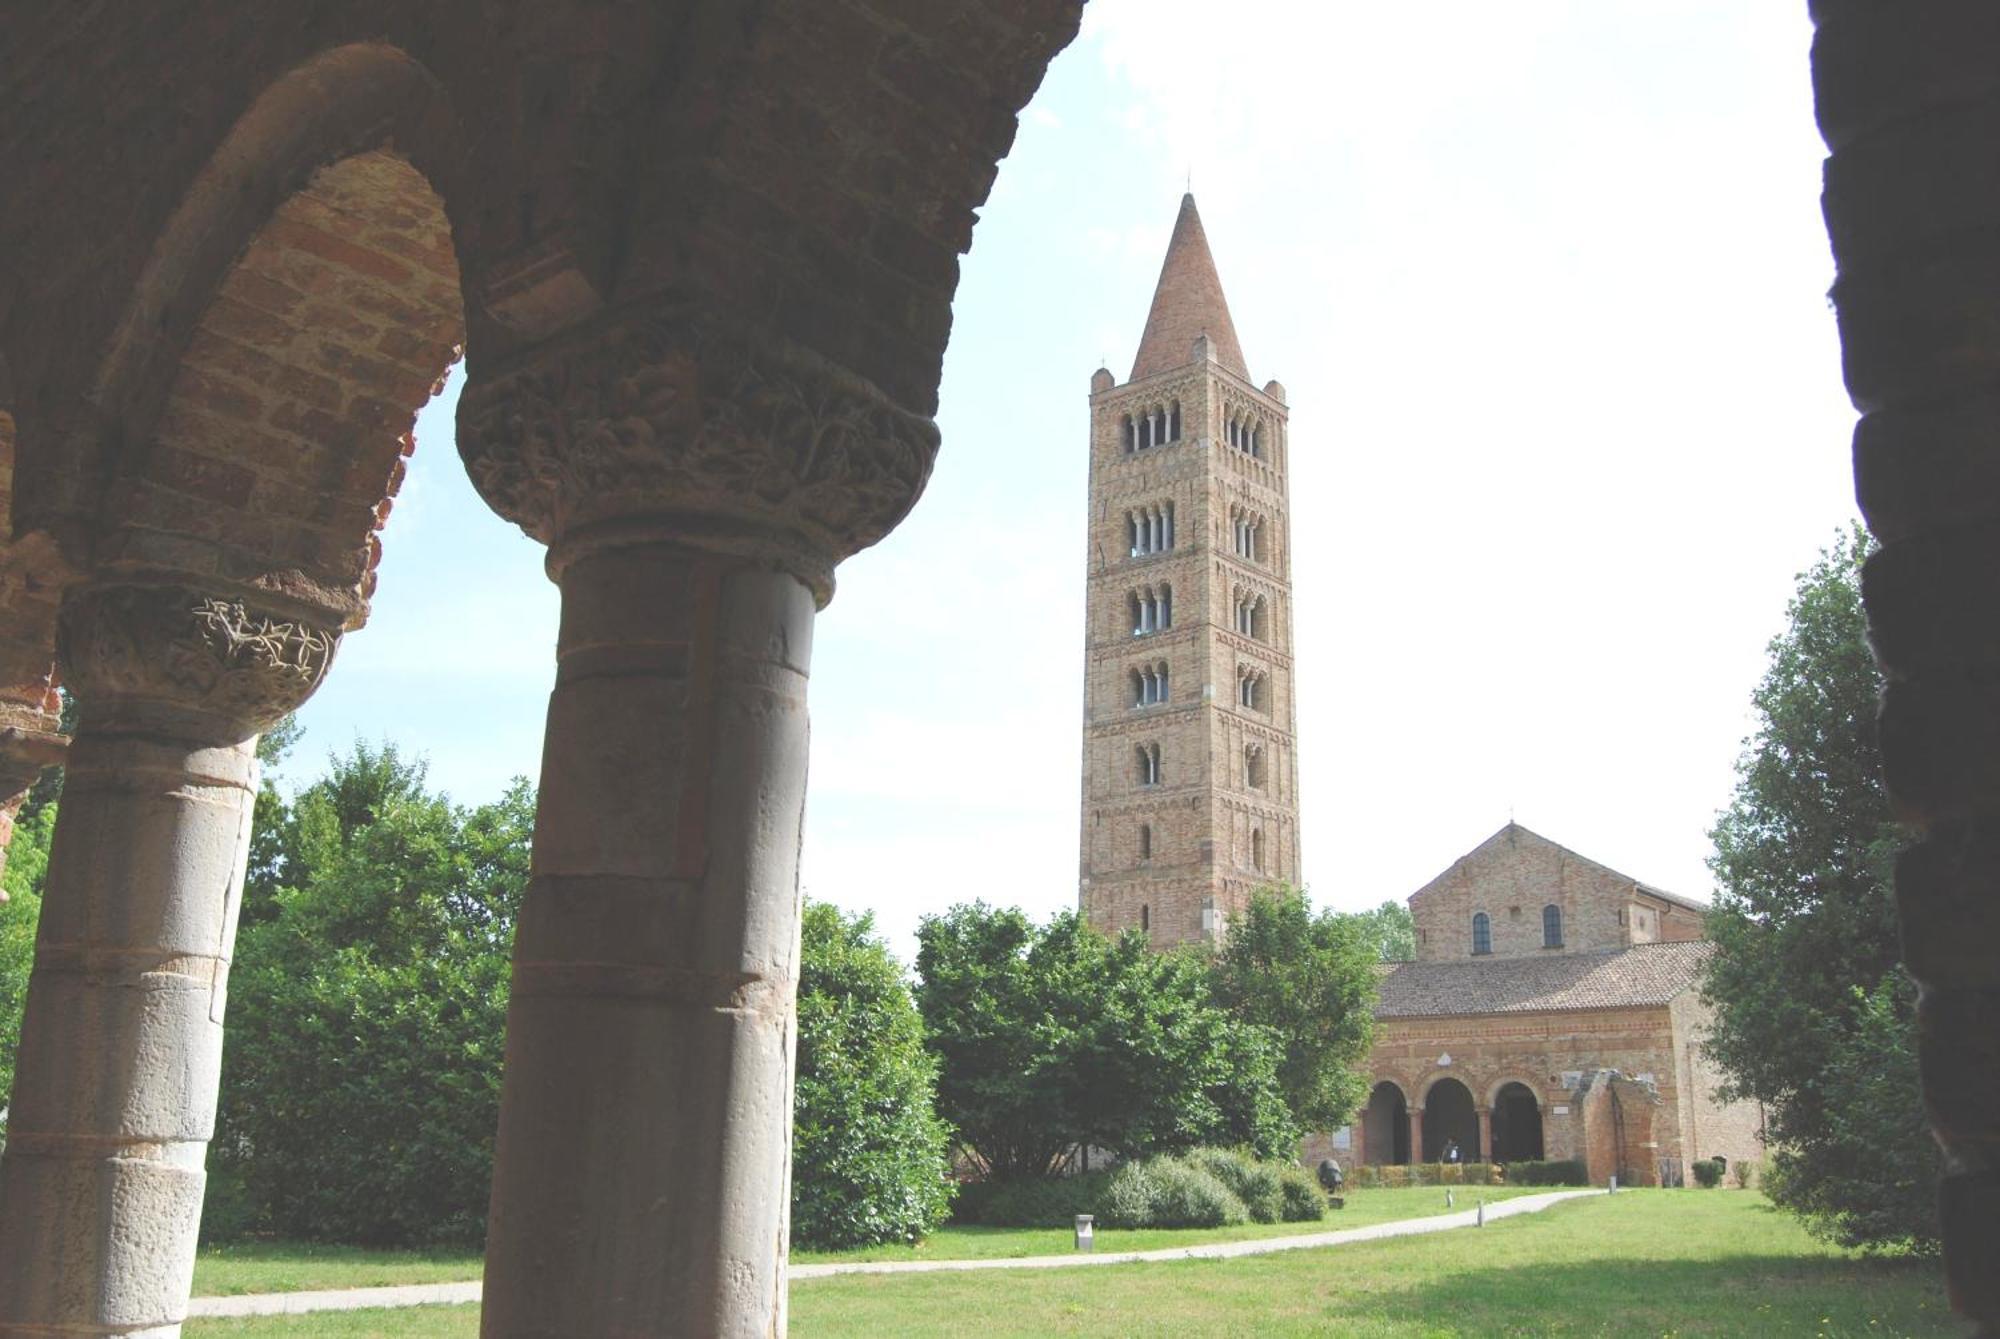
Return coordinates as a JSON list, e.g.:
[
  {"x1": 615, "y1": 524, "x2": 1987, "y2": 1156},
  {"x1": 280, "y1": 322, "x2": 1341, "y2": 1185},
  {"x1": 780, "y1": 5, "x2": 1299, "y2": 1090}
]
[
  {"x1": 59, "y1": 584, "x2": 339, "y2": 736},
  {"x1": 456, "y1": 306, "x2": 941, "y2": 584}
]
